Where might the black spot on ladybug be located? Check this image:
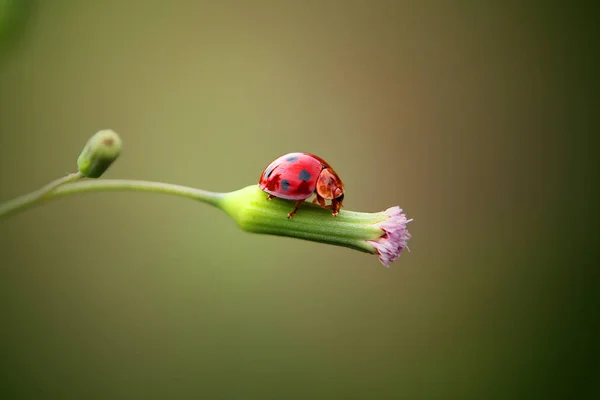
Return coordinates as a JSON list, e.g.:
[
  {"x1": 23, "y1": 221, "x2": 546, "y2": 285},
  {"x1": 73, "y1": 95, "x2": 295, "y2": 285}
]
[
  {"x1": 299, "y1": 169, "x2": 311, "y2": 182},
  {"x1": 286, "y1": 156, "x2": 299, "y2": 162},
  {"x1": 281, "y1": 179, "x2": 290, "y2": 191}
]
